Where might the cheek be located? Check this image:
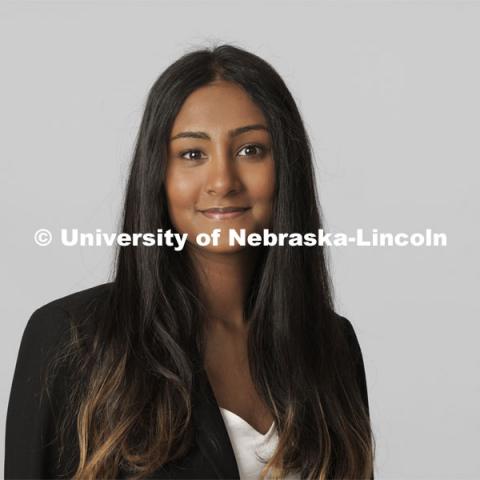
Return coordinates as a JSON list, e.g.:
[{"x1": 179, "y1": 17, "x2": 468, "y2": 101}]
[
  {"x1": 243, "y1": 162, "x2": 275, "y2": 225},
  {"x1": 165, "y1": 170, "x2": 200, "y2": 211},
  {"x1": 245, "y1": 162, "x2": 276, "y2": 203},
  {"x1": 164, "y1": 170, "x2": 203, "y2": 235}
]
